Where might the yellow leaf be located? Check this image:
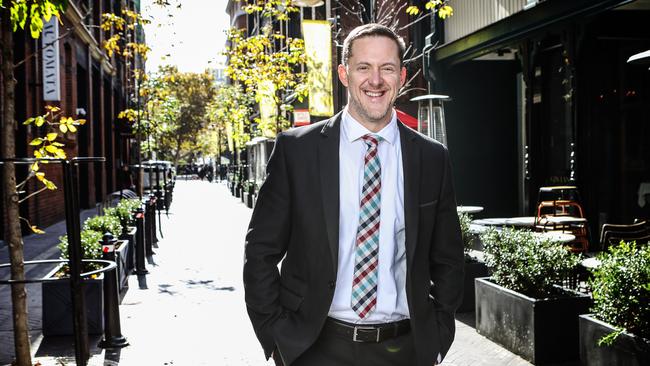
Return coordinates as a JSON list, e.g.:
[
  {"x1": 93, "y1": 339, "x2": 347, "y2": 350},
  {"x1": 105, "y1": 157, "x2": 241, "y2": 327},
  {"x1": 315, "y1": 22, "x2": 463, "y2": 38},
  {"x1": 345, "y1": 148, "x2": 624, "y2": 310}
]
[
  {"x1": 438, "y1": 5, "x2": 453, "y2": 19},
  {"x1": 46, "y1": 132, "x2": 58, "y2": 141},
  {"x1": 43, "y1": 178, "x2": 57, "y2": 190},
  {"x1": 59, "y1": 124, "x2": 68, "y2": 133},
  {"x1": 35, "y1": 116, "x2": 45, "y2": 127},
  {"x1": 31, "y1": 162, "x2": 39, "y2": 172},
  {"x1": 31, "y1": 226, "x2": 46, "y2": 234},
  {"x1": 52, "y1": 142, "x2": 64, "y2": 147},
  {"x1": 68, "y1": 125, "x2": 77, "y2": 133},
  {"x1": 35, "y1": 172, "x2": 45, "y2": 181},
  {"x1": 76, "y1": 119, "x2": 87, "y2": 125},
  {"x1": 34, "y1": 150, "x2": 43, "y2": 158},
  {"x1": 29, "y1": 138, "x2": 43, "y2": 146},
  {"x1": 55, "y1": 149, "x2": 67, "y2": 159},
  {"x1": 45, "y1": 145, "x2": 59, "y2": 154},
  {"x1": 23, "y1": 117, "x2": 35, "y2": 125},
  {"x1": 406, "y1": 6, "x2": 420, "y2": 15}
]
